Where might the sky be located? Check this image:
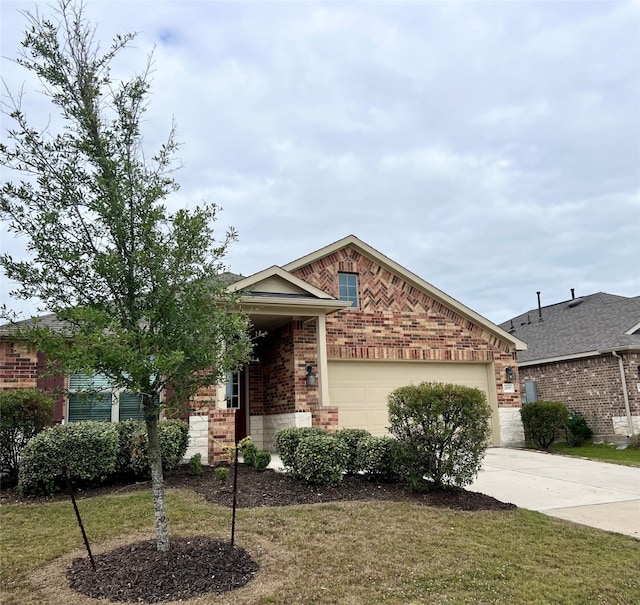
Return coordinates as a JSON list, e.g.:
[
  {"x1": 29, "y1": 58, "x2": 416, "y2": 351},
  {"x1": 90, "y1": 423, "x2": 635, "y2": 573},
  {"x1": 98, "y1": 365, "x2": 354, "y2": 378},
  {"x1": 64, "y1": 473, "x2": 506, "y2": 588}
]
[{"x1": 1, "y1": 0, "x2": 639, "y2": 325}]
